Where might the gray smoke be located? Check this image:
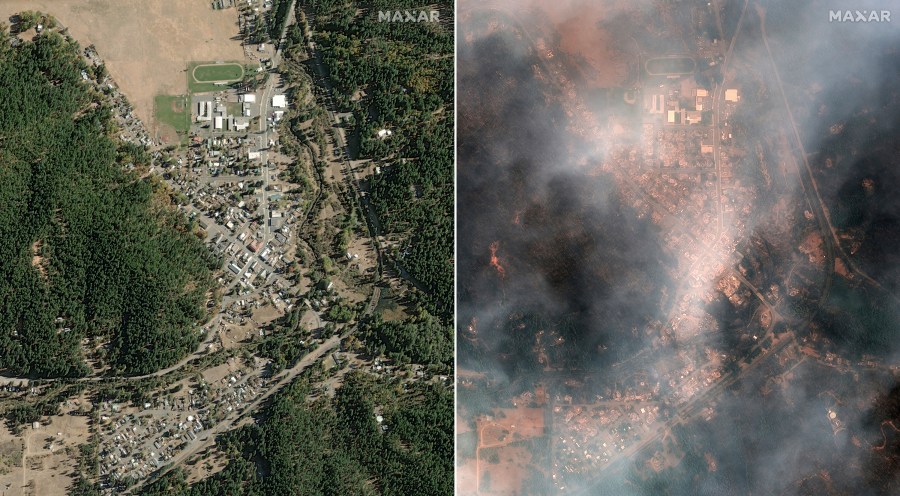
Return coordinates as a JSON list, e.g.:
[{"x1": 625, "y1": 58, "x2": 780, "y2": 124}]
[{"x1": 458, "y1": 0, "x2": 900, "y2": 494}]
